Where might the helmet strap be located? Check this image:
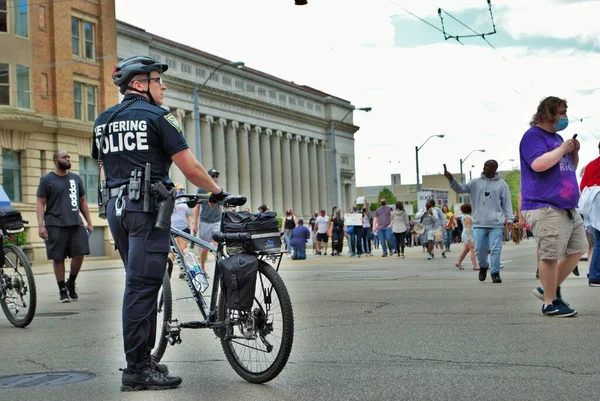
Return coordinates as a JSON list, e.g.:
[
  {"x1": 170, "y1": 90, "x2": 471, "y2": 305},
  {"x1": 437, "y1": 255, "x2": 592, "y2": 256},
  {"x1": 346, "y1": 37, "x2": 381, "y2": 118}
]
[{"x1": 124, "y1": 73, "x2": 157, "y2": 104}]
